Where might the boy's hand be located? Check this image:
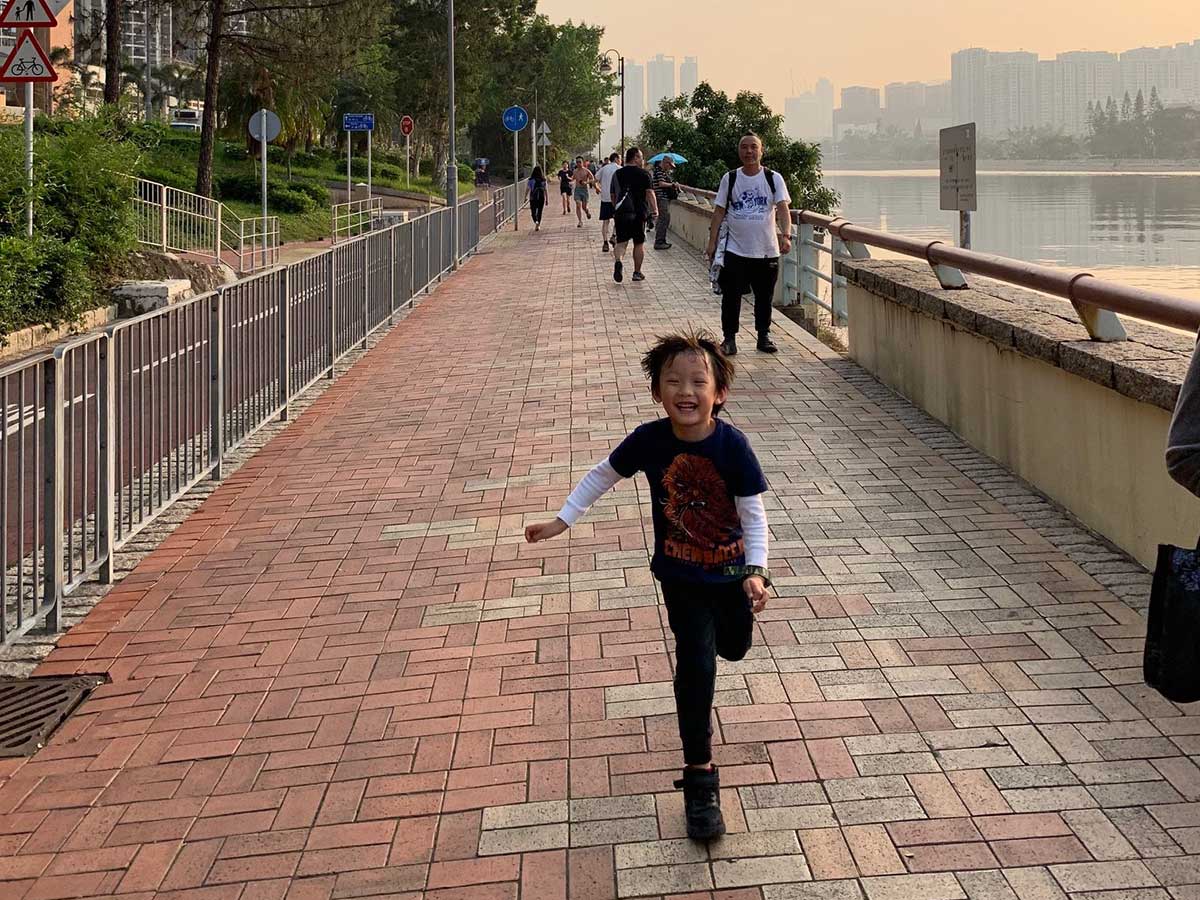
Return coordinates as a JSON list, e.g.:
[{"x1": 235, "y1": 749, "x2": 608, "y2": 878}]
[
  {"x1": 525, "y1": 518, "x2": 568, "y2": 543},
  {"x1": 743, "y1": 575, "x2": 769, "y2": 613}
]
